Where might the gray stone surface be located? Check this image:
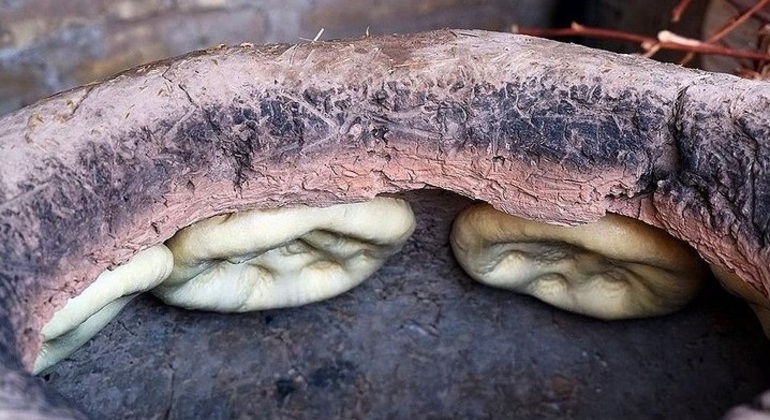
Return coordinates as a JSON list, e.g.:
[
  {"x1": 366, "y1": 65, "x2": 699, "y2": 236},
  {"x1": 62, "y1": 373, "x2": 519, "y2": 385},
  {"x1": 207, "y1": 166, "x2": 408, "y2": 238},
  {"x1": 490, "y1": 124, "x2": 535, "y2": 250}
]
[{"x1": 42, "y1": 190, "x2": 770, "y2": 419}]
